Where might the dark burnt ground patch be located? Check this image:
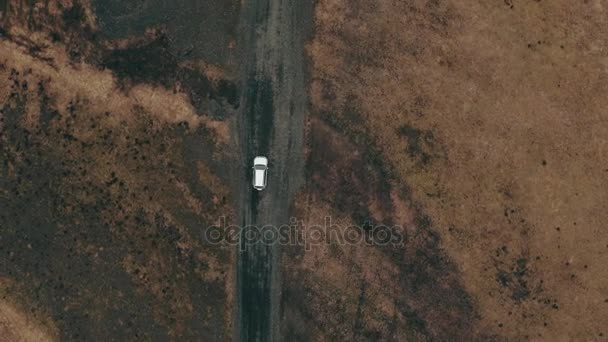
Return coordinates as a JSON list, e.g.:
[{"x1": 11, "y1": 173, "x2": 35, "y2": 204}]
[
  {"x1": 100, "y1": 33, "x2": 179, "y2": 86},
  {"x1": 396, "y1": 124, "x2": 437, "y2": 167},
  {"x1": 281, "y1": 118, "x2": 478, "y2": 340},
  {"x1": 0, "y1": 68, "x2": 233, "y2": 338},
  {"x1": 0, "y1": 1, "x2": 236, "y2": 339},
  {"x1": 0, "y1": 0, "x2": 238, "y2": 124},
  {"x1": 0, "y1": 0, "x2": 98, "y2": 62},
  {"x1": 91, "y1": 0, "x2": 240, "y2": 66},
  {"x1": 313, "y1": 96, "x2": 395, "y2": 222},
  {"x1": 306, "y1": 116, "x2": 392, "y2": 227},
  {"x1": 61, "y1": 2, "x2": 86, "y2": 30},
  {"x1": 99, "y1": 30, "x2": 239, "y2": 119},
  {"x1": 491, "y1": 249, "x2": 562, "y2": 328},
  {"x1": 489, "y1": 204, "x2": 561, "y2": 327}
]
